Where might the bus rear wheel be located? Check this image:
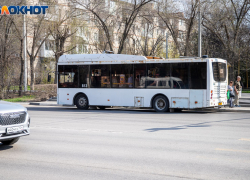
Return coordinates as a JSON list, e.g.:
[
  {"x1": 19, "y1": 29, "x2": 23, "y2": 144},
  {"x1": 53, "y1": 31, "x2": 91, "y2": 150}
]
[
  {"x1": 153, "y1": 95, "x2": 169, "y2": 112},
  {"x1": 75, "y1": 94, "x2": 89, "y2": 110}
]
